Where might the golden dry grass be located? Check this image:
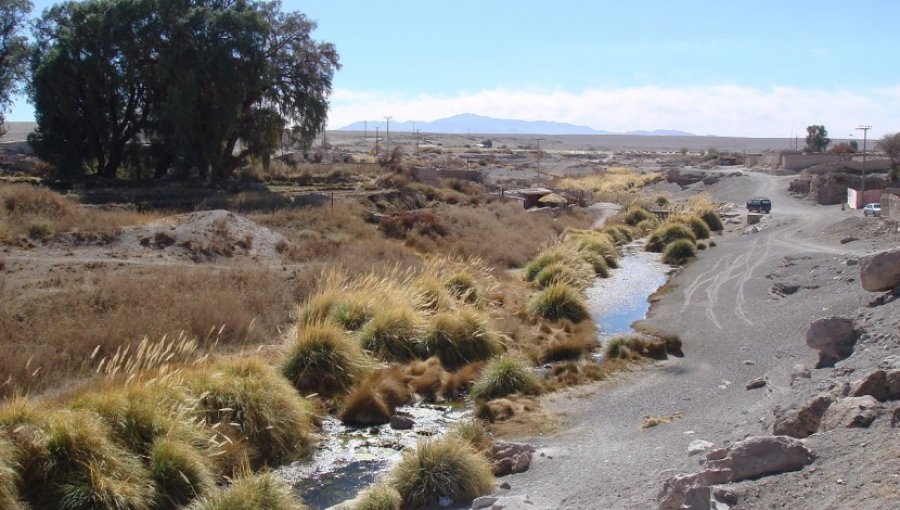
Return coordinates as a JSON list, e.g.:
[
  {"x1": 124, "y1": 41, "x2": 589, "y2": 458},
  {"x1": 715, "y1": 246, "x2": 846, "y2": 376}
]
[{"x1": 555, "y1": 167, "x2": 663, "y2": 196}]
